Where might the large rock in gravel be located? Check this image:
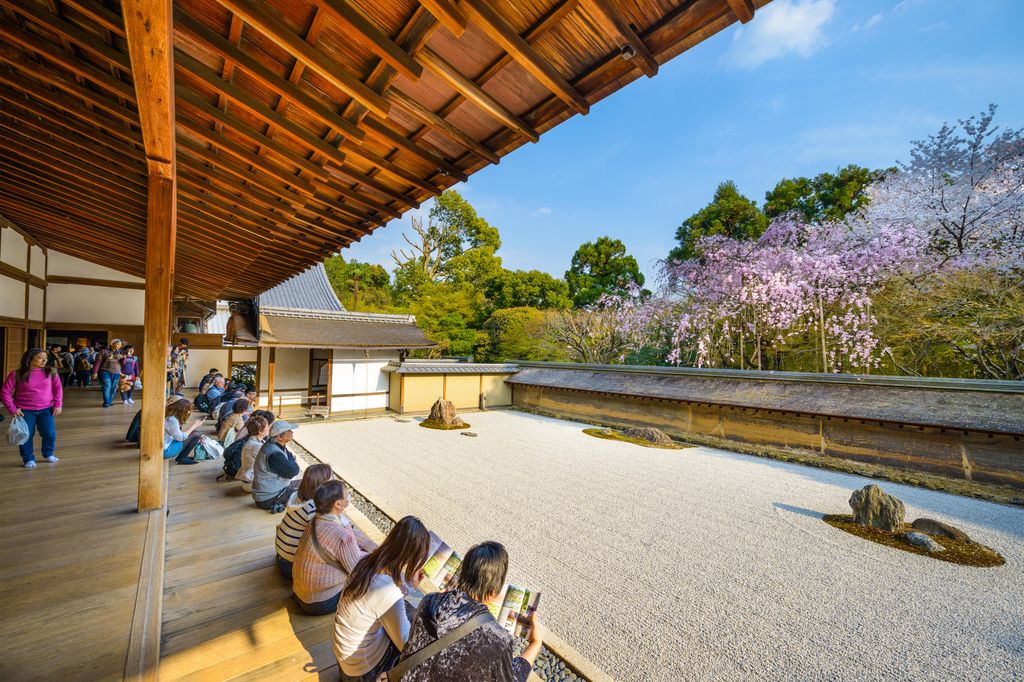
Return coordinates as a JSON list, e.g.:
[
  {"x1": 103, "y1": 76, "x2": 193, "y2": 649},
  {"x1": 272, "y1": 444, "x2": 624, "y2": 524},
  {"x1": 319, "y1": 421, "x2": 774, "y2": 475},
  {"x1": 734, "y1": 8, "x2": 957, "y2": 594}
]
[
  {"x1": 905, "y1": 531, "x2": 944, "y2": 552},
  {"x1": 426, "y1": 398, "x2": 465, "y2": 427},
  {"x1": 912, "y1": 517, "x2": 972, "y2": 544},
  {"x1": 849, "y1": 484, "x2": 905, "y2": 532},
  {"x1": 621, "y1": 426, "x2": 674, "y2": 446}
]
